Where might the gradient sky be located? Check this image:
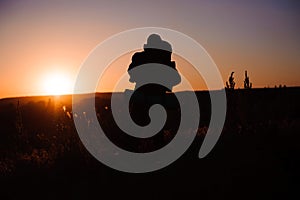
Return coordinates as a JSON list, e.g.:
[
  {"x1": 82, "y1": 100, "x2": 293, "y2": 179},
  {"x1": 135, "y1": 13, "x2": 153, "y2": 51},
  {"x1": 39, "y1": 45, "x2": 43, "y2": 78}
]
[{"x1": 1, "y1": 0, "x2": 299, "y2": 98}]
